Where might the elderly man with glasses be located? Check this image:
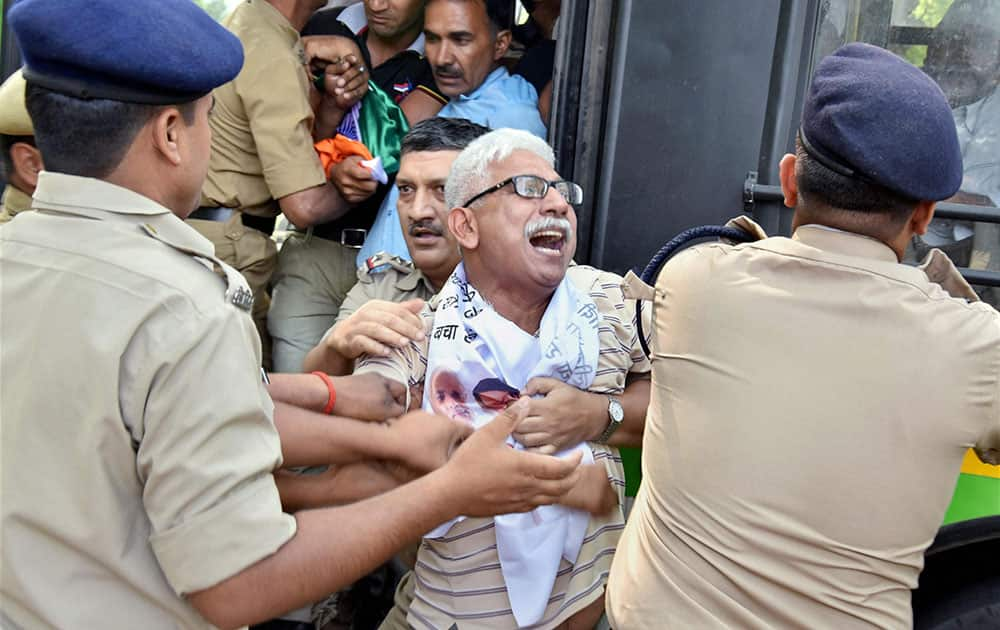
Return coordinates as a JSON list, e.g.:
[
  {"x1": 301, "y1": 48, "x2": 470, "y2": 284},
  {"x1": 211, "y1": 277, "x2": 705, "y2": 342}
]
[{"x1": 355, "y1": 128, "x2": 651, "y2": 630}]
